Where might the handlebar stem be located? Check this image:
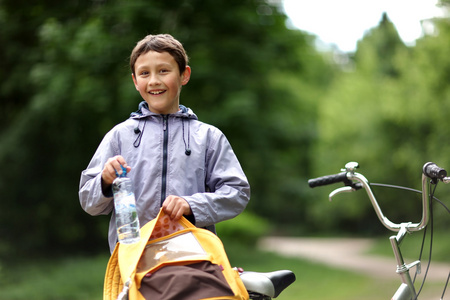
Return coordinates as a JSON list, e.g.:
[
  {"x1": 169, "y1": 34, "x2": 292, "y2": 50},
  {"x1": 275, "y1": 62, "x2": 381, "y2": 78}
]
[{"x1": 390, "y1": 234, "x2": 418, "y2": 298}]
